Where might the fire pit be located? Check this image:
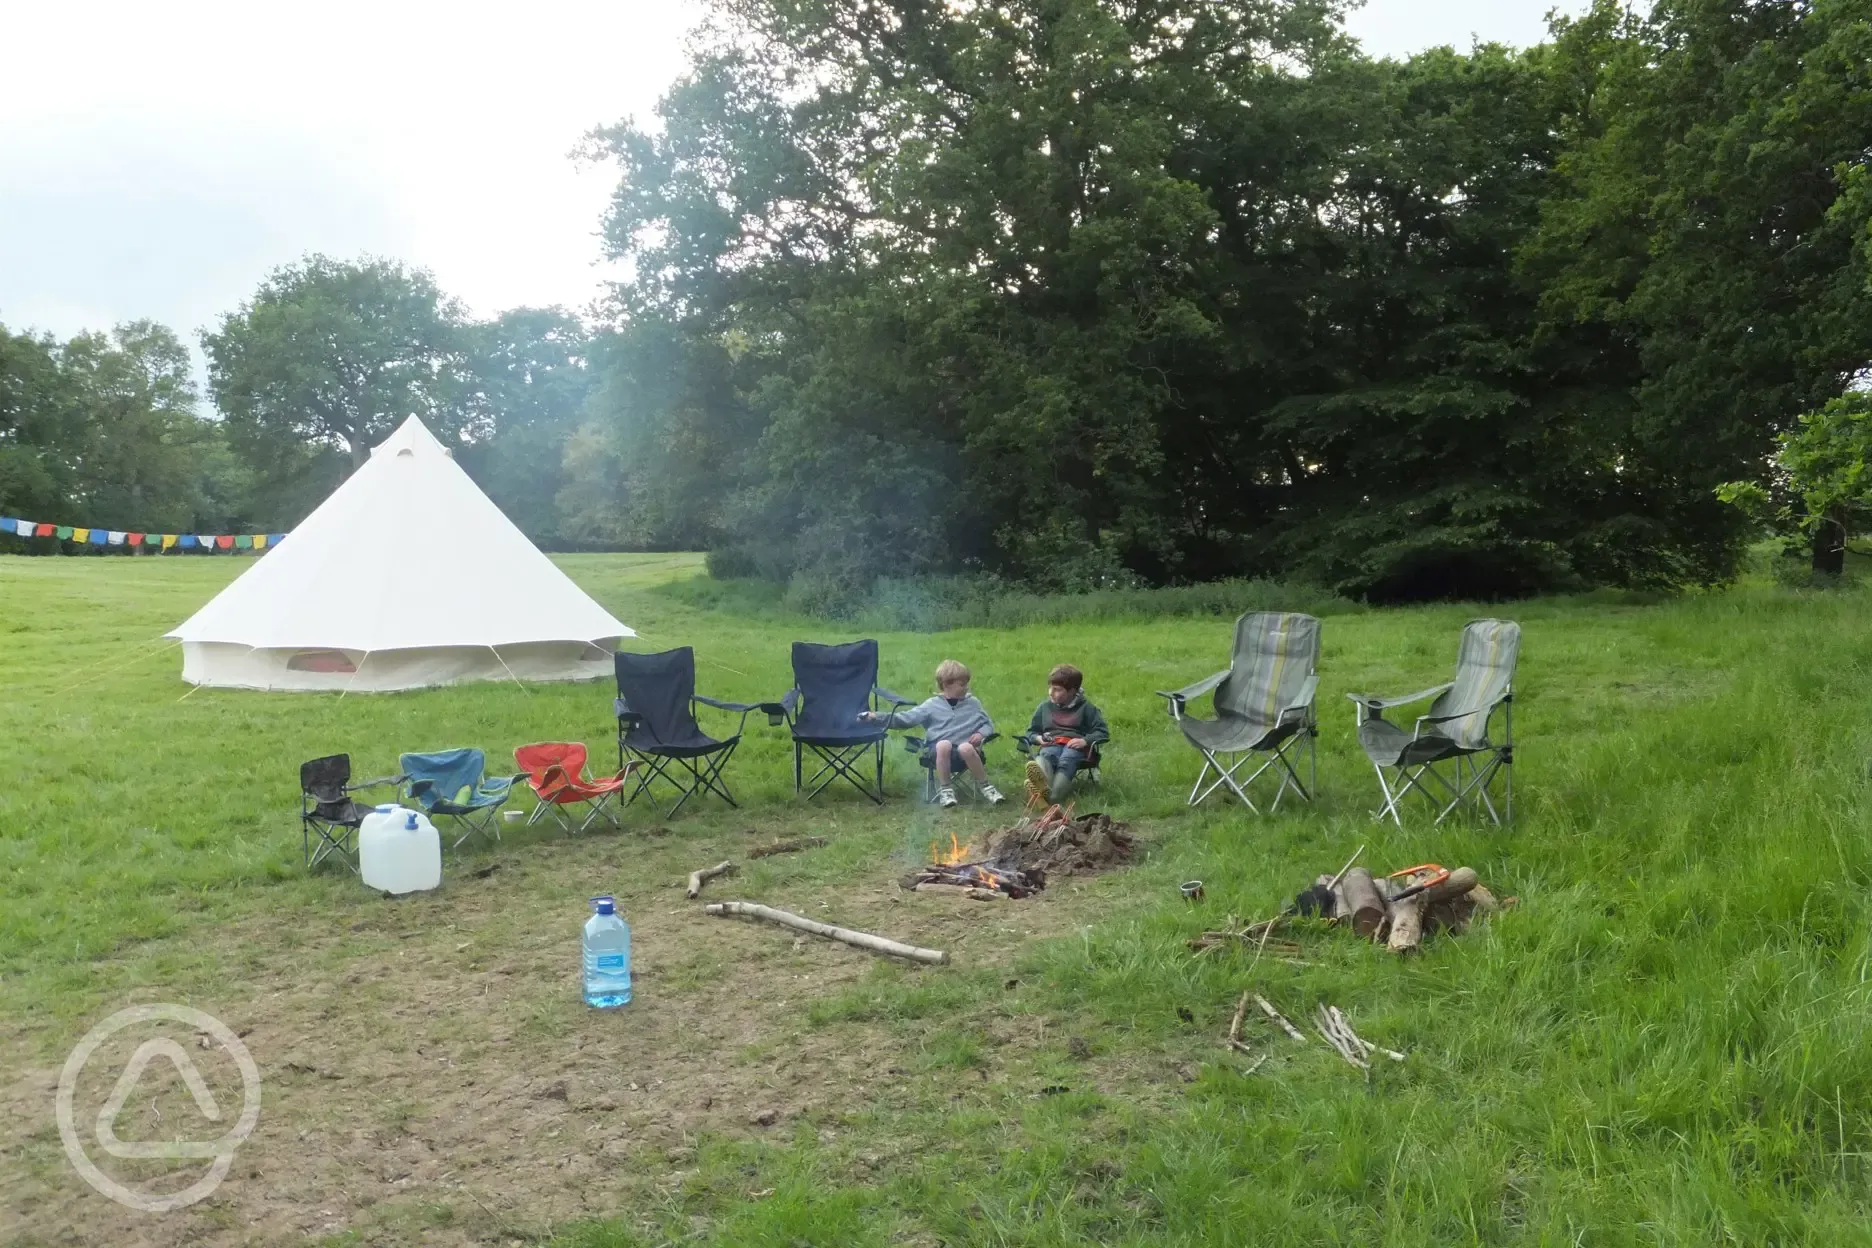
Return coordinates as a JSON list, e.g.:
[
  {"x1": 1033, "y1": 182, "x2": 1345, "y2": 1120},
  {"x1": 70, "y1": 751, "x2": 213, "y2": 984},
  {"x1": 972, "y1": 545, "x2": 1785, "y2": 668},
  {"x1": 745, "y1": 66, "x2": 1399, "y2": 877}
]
[{"x1": 901, "y1": 809, "x2": 1137, "y2": 900}]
